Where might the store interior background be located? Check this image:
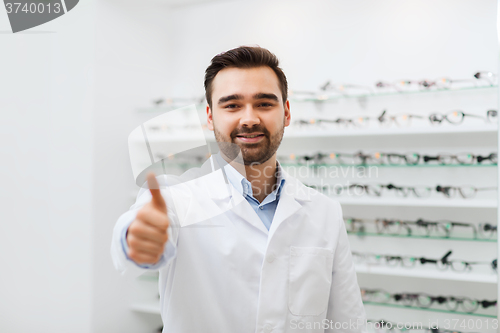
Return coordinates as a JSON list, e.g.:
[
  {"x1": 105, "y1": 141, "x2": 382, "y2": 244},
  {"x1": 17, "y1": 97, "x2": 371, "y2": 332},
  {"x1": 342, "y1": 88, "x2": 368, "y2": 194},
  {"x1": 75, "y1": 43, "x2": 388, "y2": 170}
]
[{"x1": 0, "y1": 0, "x2": 498, "y2": 332}]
